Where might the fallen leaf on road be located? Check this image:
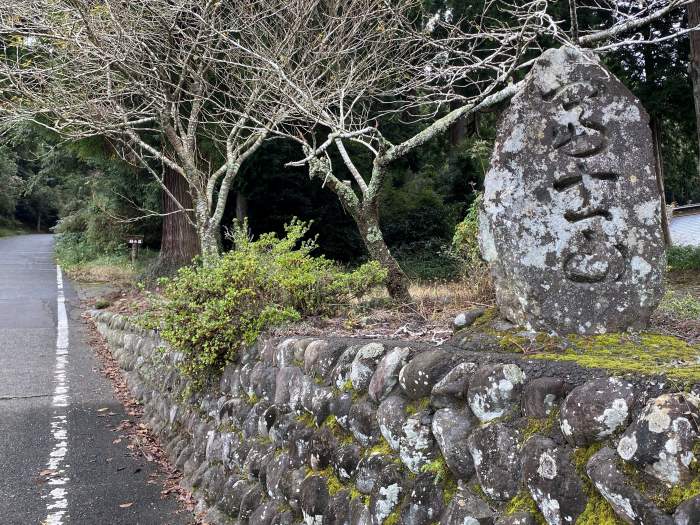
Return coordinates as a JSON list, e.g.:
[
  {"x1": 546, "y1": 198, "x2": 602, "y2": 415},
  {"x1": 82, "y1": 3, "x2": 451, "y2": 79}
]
[
  {"x1": 39, "y1": 469, "x2": 57, "y2": 477},
  {"x1": 97, "y1": 407, "x2": 109, "y2": 412},
  {"x1": 119, "y1": 502, "x2": 133, "y2": 508},
  {"x1": 112, "y1": 438, "x2": 122, "y2": 444}
]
